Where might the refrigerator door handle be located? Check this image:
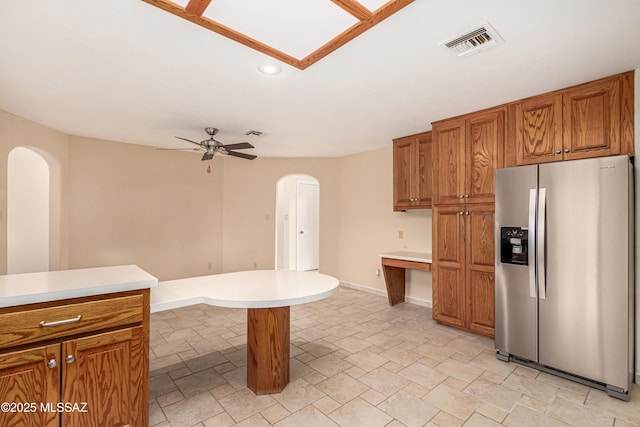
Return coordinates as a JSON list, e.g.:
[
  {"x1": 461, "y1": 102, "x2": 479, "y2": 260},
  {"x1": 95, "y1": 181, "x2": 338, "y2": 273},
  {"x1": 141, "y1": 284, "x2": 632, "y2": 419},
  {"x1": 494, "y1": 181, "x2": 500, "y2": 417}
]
[
  {"x1": 528, "y1": 189, "x2": 537, "y2": 299},
  {"x1": 538, "y1": 188, "x2": 547, "y2": 300}
]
